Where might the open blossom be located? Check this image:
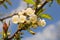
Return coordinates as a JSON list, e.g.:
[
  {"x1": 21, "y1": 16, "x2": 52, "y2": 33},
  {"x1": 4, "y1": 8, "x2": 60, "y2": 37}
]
[
  {"x1": 29, "y1": 14, "x2": 37, "y2": 23},
  {"x1": 19, "y1": 15, "x2": 26, "y2": 23},
  {"x1": 25, "y1": 8, "x2": 35, "y2": 16},
  {"x1": 37, "y1": 19, "x2": 46, "y2": 27},
  {"x1": 12, "y1": 15, "x2": 19, "y2": 24}
]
